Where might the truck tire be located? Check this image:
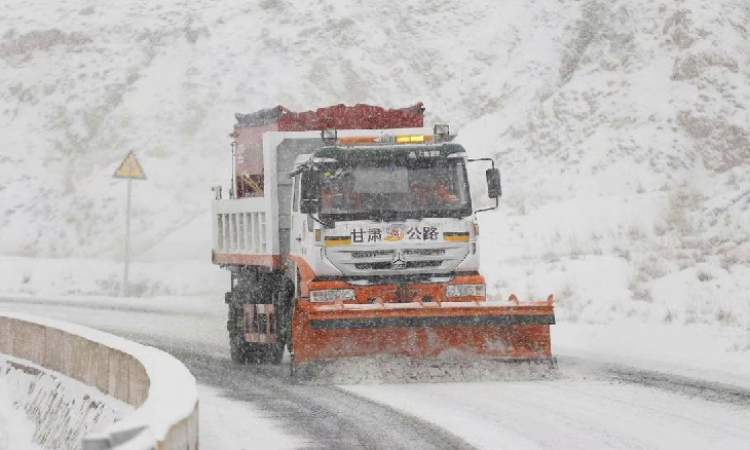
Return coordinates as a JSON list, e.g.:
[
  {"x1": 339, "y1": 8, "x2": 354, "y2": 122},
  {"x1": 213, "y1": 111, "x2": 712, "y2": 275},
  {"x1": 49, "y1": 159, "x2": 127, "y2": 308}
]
[
  {"x1": 227, "y1": 301, "x2": 286, "y2": 364},
  {"x1": 226, "y1": 273, "x2": 288, "y2": 365}
]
